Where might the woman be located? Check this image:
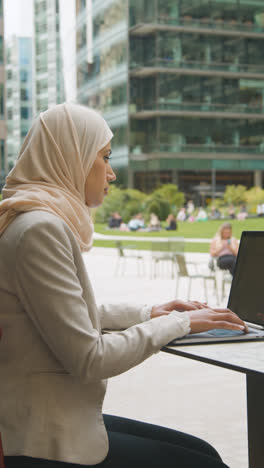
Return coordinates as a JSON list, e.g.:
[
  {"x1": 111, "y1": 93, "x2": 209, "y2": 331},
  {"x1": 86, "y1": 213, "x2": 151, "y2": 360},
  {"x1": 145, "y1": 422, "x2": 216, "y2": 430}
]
[
  {"x1": 165, "y1": 213, "x2": 177, "y2": 231},
  {"x1": 210, "y1": 223, "x2": 239, "y2": 275},
  {"x1": 0, "y1": 104, "x2": 246, "y2": 468}
]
